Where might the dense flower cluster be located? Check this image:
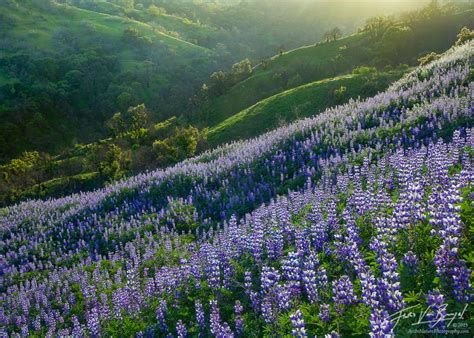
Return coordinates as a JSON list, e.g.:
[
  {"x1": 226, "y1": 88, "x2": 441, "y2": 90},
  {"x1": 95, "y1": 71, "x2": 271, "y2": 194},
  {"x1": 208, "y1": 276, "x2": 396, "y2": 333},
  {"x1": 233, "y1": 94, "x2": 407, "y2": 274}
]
[{"x1": 0, "y1": 42, "x2": 472, "y2": 336}]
